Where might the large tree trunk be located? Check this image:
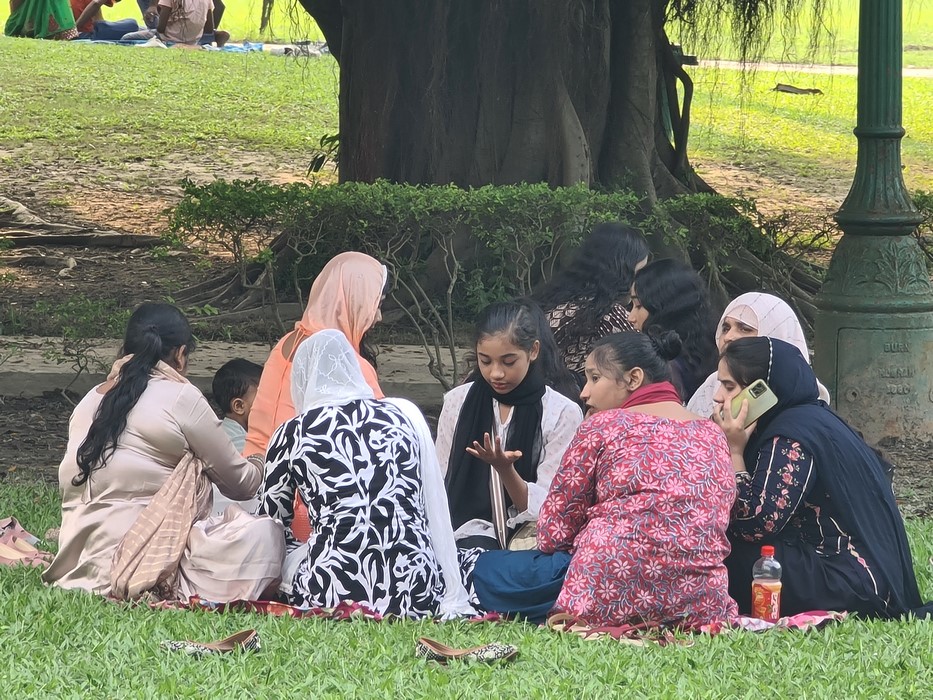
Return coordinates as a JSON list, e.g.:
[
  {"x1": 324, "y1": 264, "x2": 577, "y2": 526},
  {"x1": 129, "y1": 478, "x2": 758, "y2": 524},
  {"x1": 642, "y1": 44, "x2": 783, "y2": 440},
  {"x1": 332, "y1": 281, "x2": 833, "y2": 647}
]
[
  {"x1": 297, "y1": 0, "x2": 692, "y2": 195},
  {"x1": 281, "y1": 0, "x2": 825, "y2": 319}
]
